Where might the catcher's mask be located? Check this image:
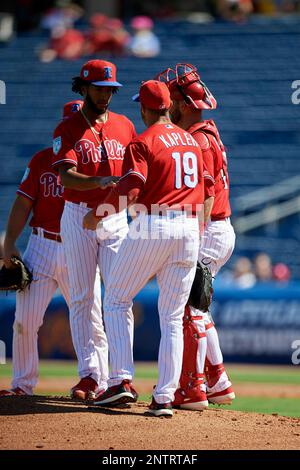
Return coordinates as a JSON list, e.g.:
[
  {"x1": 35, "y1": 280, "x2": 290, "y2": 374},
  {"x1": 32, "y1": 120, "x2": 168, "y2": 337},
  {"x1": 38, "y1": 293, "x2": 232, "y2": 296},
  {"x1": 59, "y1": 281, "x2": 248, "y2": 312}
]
[{"x1": 156, "y1": 63, "x2": 217, "y2": 110}]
